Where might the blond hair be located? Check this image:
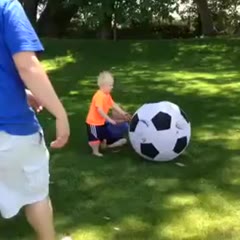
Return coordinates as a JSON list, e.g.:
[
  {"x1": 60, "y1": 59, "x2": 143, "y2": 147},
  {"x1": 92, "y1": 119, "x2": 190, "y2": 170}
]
[{"x1": 97, "y1": 71, "x2": 114, "y2": 87}]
